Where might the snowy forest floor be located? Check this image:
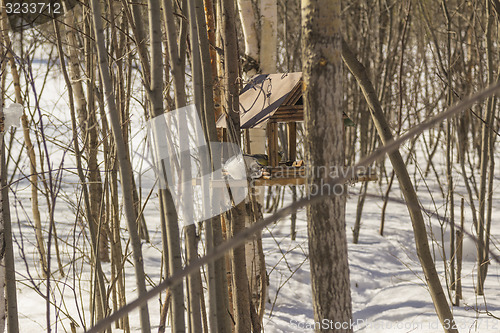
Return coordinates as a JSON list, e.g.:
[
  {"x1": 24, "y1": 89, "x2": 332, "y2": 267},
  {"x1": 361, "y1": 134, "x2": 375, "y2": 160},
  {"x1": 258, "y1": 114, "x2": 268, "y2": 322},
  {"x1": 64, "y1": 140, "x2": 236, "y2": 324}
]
[
  {"x1": 11, "y1": 161, "x2": 500, "y2": 332},
  {"x1": 262, "y1": 178, "x2": 500, "y2": 333},
  {"x1": 5, "y1": 61, "x2": 500, "y2": 333}
]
